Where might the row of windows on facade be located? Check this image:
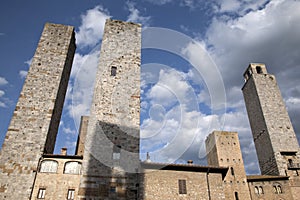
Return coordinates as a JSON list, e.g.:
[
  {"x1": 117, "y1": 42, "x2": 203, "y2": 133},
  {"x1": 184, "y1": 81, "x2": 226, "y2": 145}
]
[
  {"x1": 38, "y1": 188, "x2": 74, "y2": 199},
  {"x1": 254, "y1": 185, "x2": 283, "y2": 195},
  {"x1": 39, "y1": 160, "x2": 81, "y2": 174}
]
